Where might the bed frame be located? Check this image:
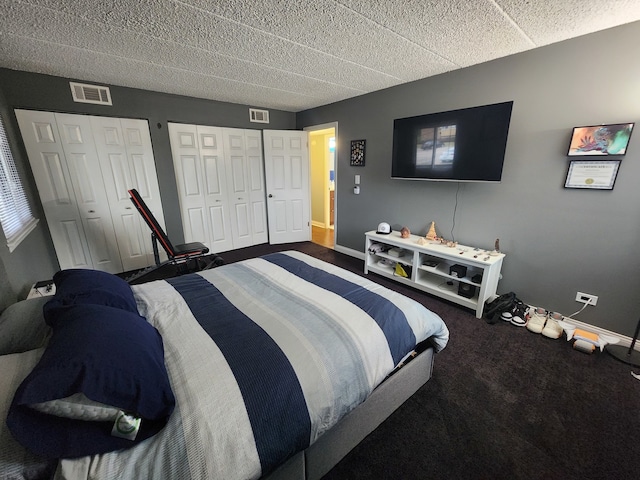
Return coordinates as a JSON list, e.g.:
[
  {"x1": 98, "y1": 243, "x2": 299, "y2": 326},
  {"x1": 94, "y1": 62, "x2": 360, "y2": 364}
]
[{"x1": 265, "y1": 345, "x2": 435, "y2": 480}]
